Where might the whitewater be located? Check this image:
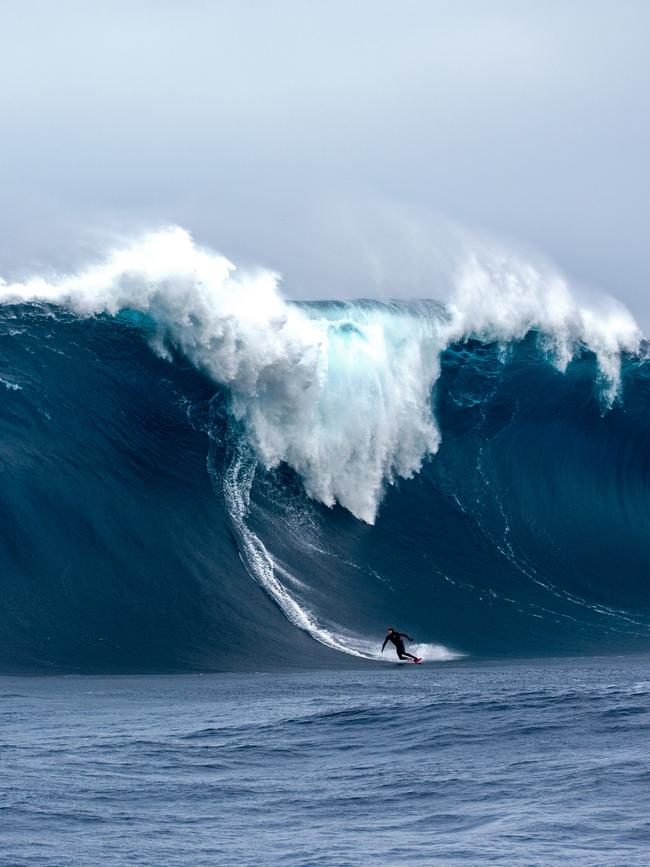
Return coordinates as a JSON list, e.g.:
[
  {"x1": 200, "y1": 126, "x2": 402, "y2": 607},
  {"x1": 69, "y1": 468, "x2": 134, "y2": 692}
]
[{"x1": 0, "y1": 226, "x2": 641, "y2": 523}]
